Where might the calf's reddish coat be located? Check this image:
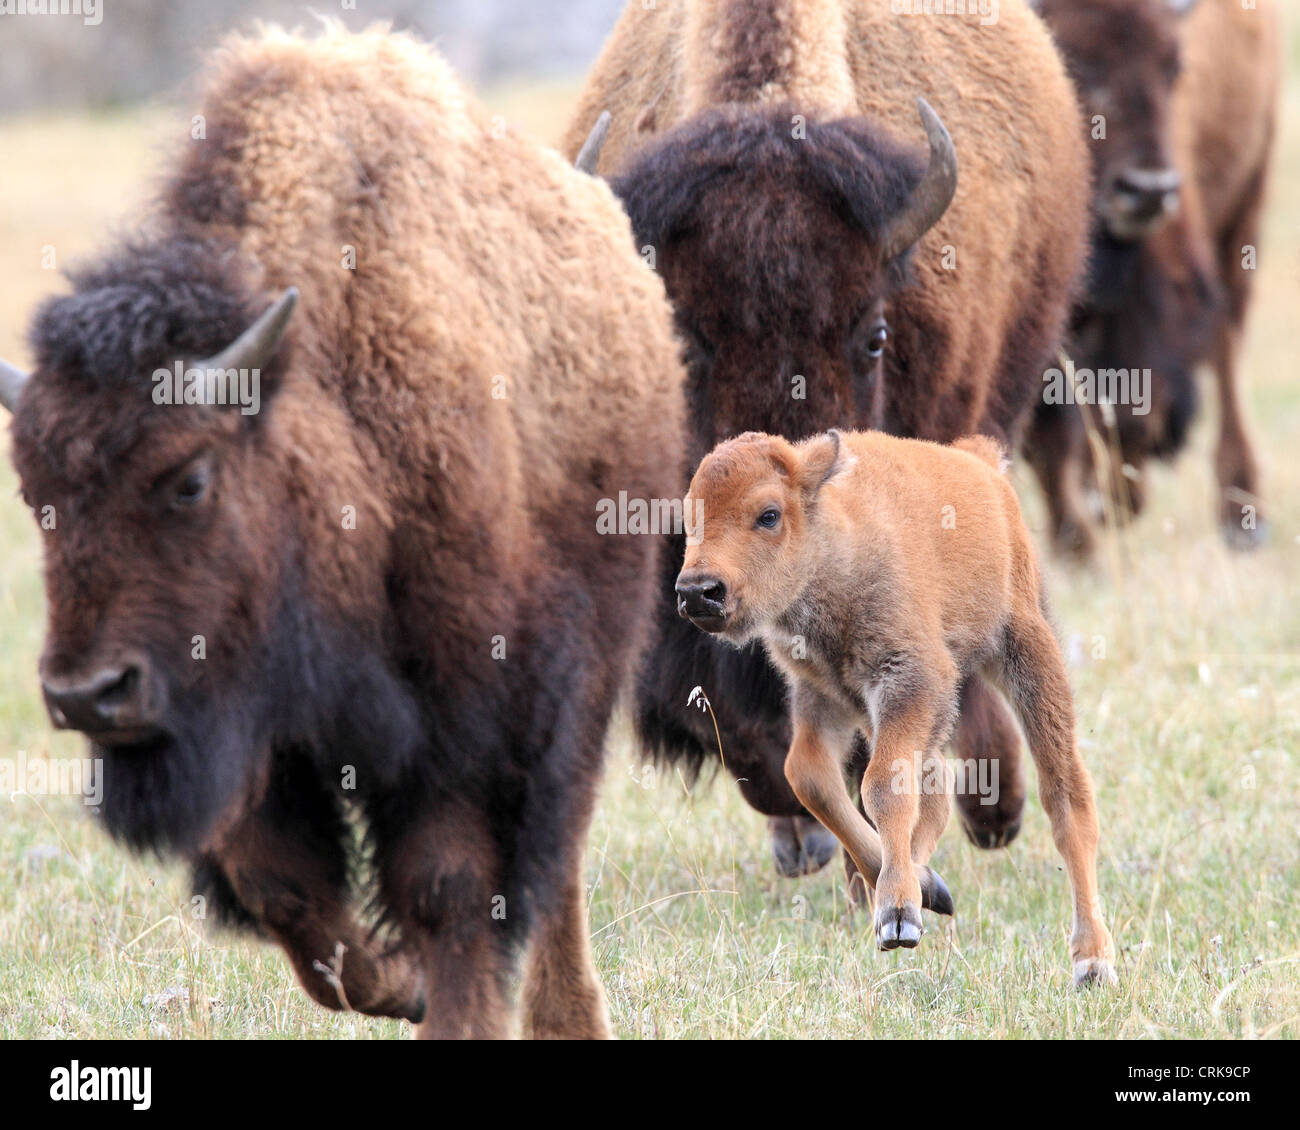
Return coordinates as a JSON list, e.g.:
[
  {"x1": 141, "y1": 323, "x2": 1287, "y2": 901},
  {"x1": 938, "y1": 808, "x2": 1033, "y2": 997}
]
[{"x1": 677, "y1": 430, "x2": 1116, "y2": 984}]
